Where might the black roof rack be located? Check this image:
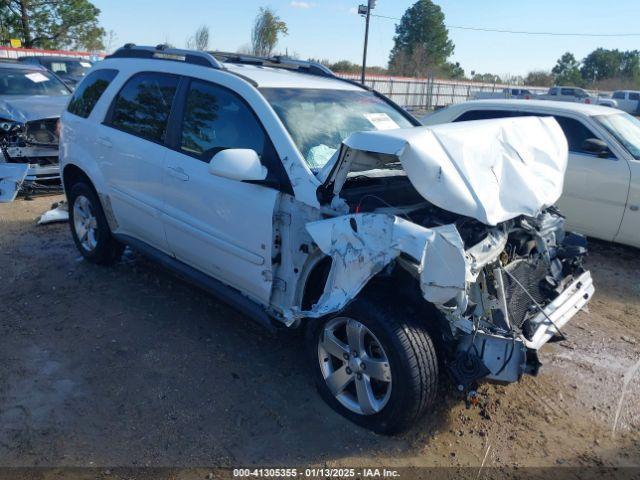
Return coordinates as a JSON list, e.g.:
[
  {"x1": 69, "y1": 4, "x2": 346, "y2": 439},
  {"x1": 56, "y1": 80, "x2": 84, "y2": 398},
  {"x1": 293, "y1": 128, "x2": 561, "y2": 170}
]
[
  {"x1": 106, "y1": 44, "x2": 224, "y2": 69},
  {"x1": 211, "y1": 51, "x2": 335, "y2": 78},
  {"x1": 104, "y1": 45, "x2": 372, "y2": 91}
]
